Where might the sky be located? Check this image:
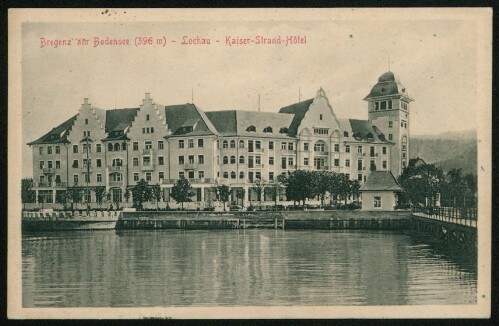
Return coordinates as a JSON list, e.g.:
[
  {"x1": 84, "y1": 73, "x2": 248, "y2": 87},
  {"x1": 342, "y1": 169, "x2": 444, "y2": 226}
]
[{"x1": 21, "y1": 17, "x2": 479, "y2": 177}]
